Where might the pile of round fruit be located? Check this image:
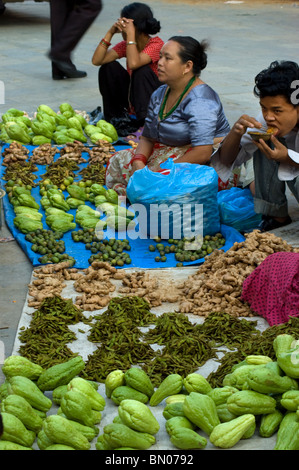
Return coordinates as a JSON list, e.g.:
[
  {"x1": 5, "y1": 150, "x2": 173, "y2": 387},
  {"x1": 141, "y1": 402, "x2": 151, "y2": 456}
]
[{"x1": 149, "y1": 233, "x2": 226, "y2": 266}]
